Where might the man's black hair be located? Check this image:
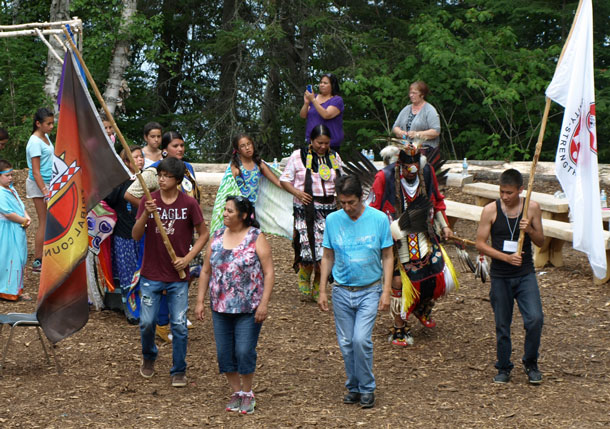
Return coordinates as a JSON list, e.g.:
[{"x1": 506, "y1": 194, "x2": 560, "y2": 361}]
[
  {"x1": 499, "y1": 168, "x2": 523, "y2": 188},
  {"x1": 157, "y1": 157, "x2": 185, "y2": 184},
  {"x1": 336, "y1": 174, "x2": 363, "y2": 199}
]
